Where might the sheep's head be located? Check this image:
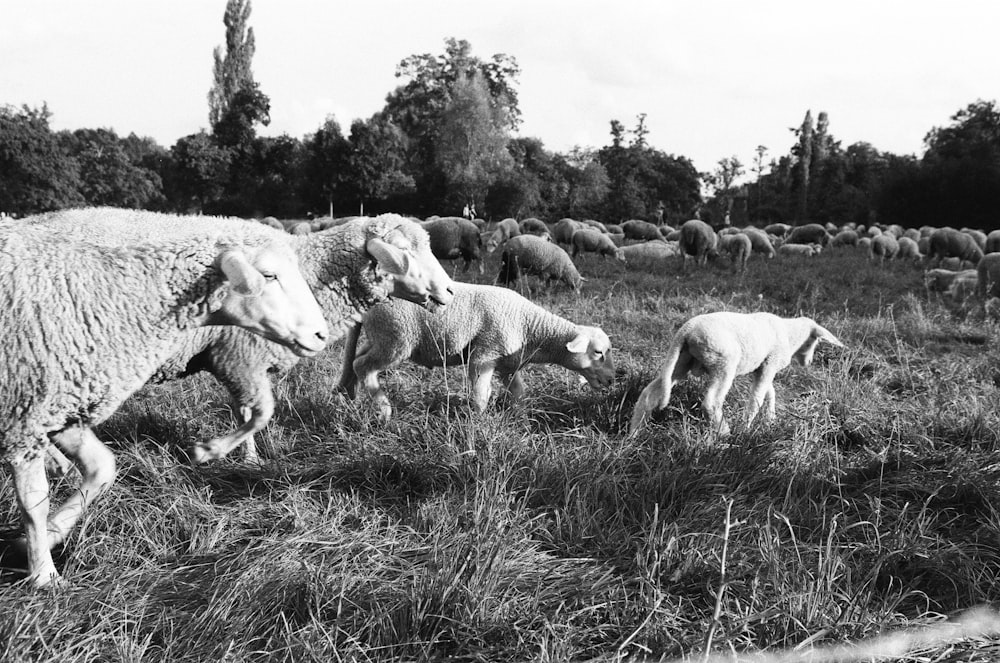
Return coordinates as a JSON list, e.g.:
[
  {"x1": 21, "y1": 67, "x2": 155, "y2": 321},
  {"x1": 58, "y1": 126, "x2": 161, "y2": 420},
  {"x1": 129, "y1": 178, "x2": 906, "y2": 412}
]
[
  {"x1": 564, "y1": 326, "x2": 615, "y2": 389},
  {"x1": 792, "y1": 320, "x2": 844, "y2": 366},
  {"x1": 208, "y1": 242, "x2": 329, "y2": 357},
  {"x1": 369, "y1": 218, "x2": 455, "y2": 312}
]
